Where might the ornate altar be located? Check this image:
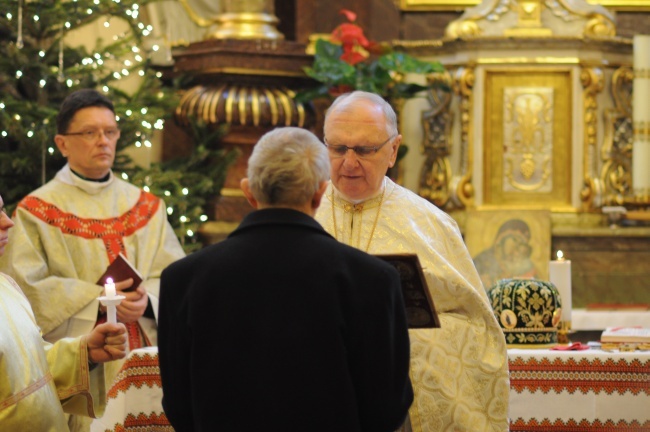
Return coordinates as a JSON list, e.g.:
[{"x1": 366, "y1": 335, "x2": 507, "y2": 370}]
[
  {"x1": 394, "y1": 0, "x2": 650, "y2": 307},
  {"x1": 397, "y1": 0, "x2": 634, "y2": 214}
]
